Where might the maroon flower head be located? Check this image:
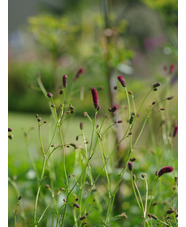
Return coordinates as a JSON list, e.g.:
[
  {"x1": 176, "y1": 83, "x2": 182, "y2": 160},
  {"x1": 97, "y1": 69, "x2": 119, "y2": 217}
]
[
  {"x1": 153, "y1": 82, "x2": 161, "y2": 88},
  {"x1": 63, "y1": 75, "x2": 68, "y2": 88},
  {"x1": 128, "y1": 161, "x2": 133, "y2": 171},
  {"x1": 73, "y1": 203, "x2": 80, "y2": 208},
  {"x1": 173, "y1": 126, "x2": 178, "y2": 137},
  {"x1": 91, "y1": 88, "x2": 100, "y2": 110},
  {"x1": 118, "y1": 75, "x2": 126, "y2": 87},
  {"x1": 108, "y1": 105, "x2": 119, "y2": 113},
  {"x1": 8, "y1": 128, "x2": 13, "y2": 132},
  {"x1": 80, "y1": 122, "x2": 84, "y2": 130},
  {"x1": 158, "y1": 166, "x2": 174, "y2": 177},
  {"x1": 74, "y1": 68, "x2": 84, "y2": 81},
  {"x1": 169, "y1": 64, "x2": 175, "y2": 74},
  {"x1": 47, "y1": 92, "x2": 53, "y2": 98}
]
